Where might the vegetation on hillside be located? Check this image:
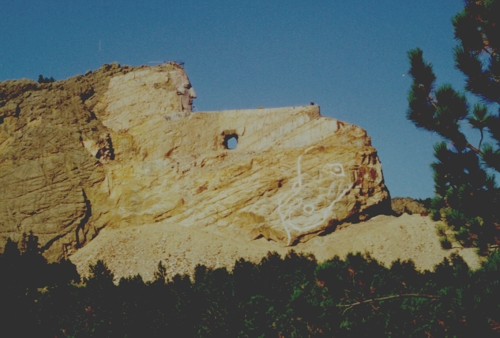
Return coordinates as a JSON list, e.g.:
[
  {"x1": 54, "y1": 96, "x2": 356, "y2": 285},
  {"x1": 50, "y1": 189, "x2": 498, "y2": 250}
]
[
  {"x1": 0, "y1": 232, "x2": 499, "y2": 336},
  {"x1": 37, "y1": 74, "x2": 55, "y2": 83},
  {"x1": 2, "y1": 2, "x2": 500, "y2": 337},
  {"x1": 406, "y1": 0, "x2": 500, "y2": 252}
]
